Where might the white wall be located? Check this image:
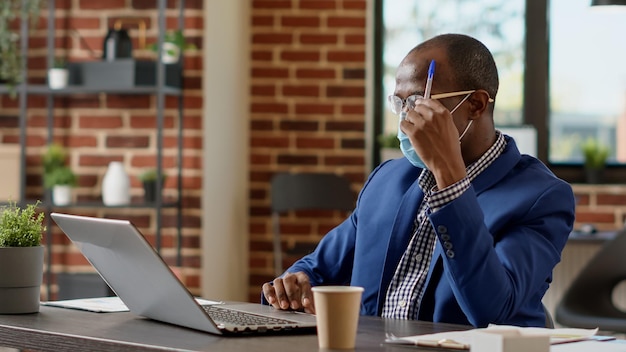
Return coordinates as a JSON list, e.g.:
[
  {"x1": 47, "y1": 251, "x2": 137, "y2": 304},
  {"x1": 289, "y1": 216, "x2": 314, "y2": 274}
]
[{"x1": 201, "y1": 1, "x2": 250, "y2": 301}]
